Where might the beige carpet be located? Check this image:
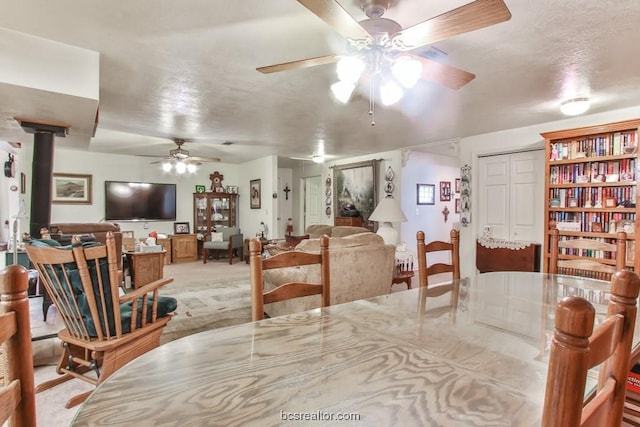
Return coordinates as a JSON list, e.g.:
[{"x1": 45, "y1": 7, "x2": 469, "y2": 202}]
[{"x1": 32, "y1": 260, "x2": 253, "y2": 427}]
